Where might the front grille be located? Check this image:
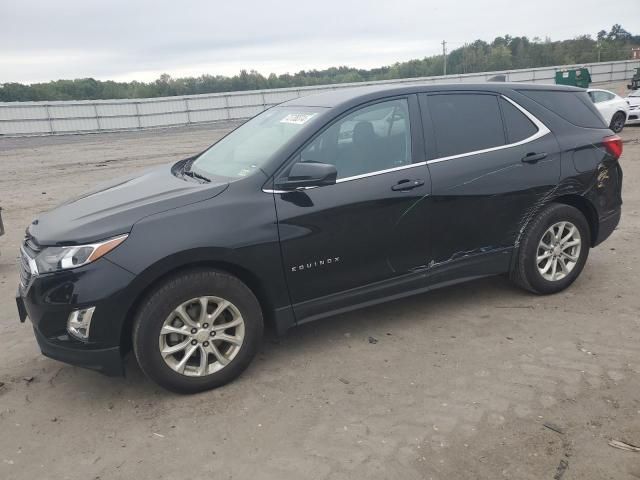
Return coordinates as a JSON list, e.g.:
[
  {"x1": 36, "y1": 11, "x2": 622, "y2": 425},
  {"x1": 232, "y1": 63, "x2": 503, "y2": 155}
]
[
  {"x1": 18, "y1": 235, "x2": 41, "y2": 288},
  {"x1": 23, "y1": 235, "x2": 41, "y2": 257},
  {"x1": 18, "y1": 249, "x2": 32, "y2": 287}
]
